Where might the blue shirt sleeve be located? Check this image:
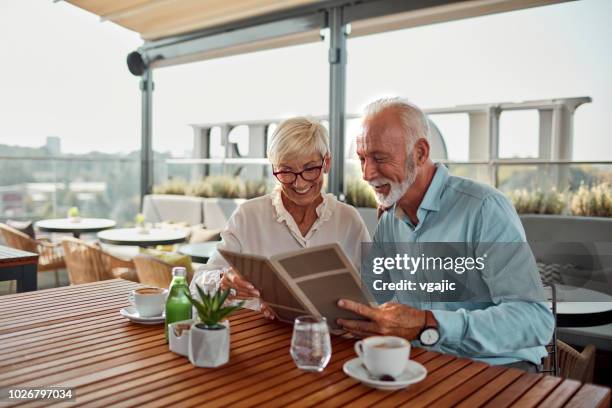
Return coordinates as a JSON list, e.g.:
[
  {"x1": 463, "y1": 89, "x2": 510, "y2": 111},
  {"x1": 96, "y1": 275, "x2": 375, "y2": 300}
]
[{"x1": 433, "y1": 193, "x2": 555, "y2": 357}]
